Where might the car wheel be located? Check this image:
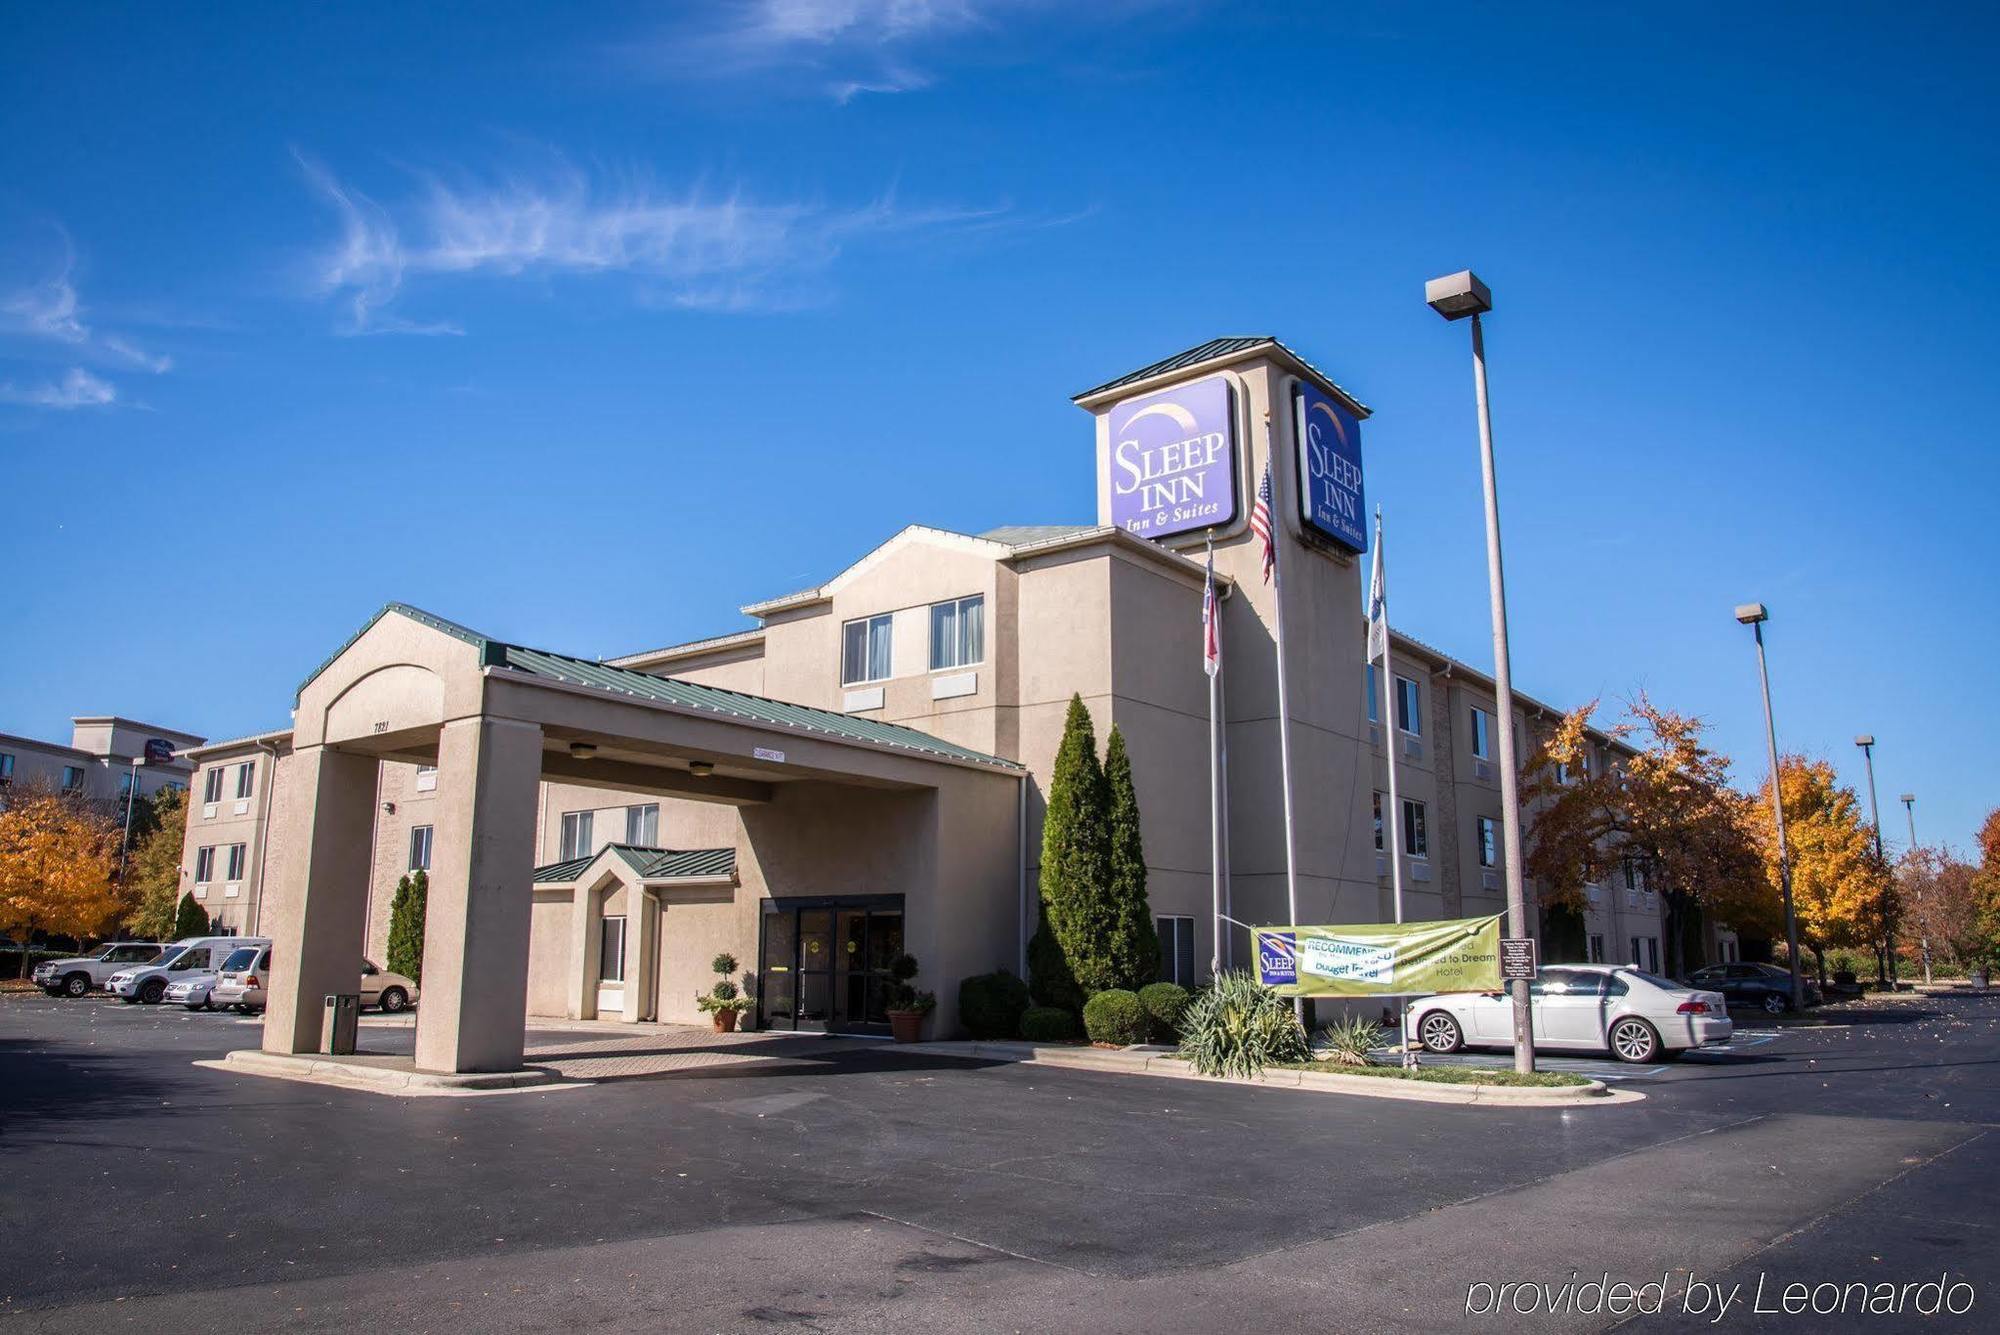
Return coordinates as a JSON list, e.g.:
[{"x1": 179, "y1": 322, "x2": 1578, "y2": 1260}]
[
  {"x1": 184, "y1": 1002, "x2": 205, "y2": 1012},
  {"x1": 139, "y1": 979, "x2": 167, "y2": 1005},
  {"x1": 378, "y1": 987, "x2": 409, "y2": 1014},
  {"x1": 1609, "y1": 1017, "x2": 1662, "y2": 1063},
  {"x1": 62, "y1": 973, "x2": 92, "y2": 998},
  {"x1": 1761, "y1": 992, "x2": 1789, "y2": 1015},
  {"x1": 1417, "y1": 1010, "x2": 1463, "y2": 1054}
]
